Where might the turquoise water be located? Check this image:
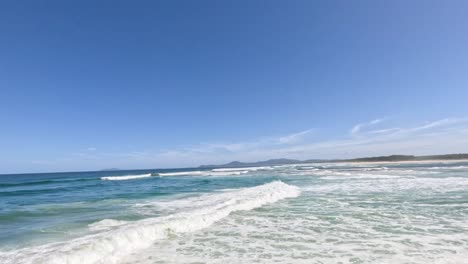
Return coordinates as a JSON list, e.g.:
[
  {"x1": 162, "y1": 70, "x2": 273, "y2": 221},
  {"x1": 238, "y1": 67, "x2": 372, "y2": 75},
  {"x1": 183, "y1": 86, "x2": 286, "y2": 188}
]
[{"x1": 1, "y1": 162, "x2": 468, "y2": 263}]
